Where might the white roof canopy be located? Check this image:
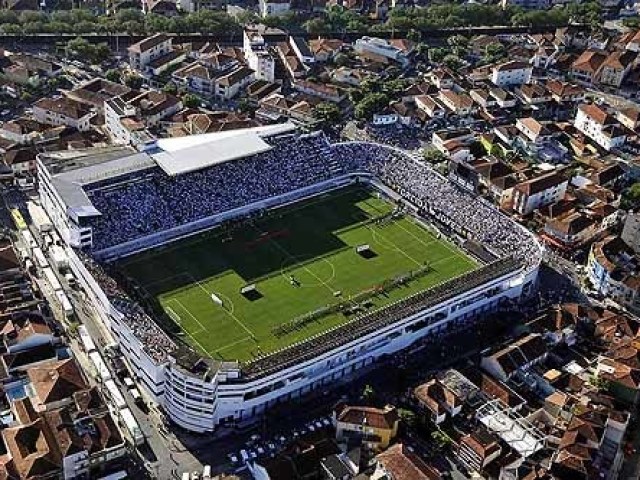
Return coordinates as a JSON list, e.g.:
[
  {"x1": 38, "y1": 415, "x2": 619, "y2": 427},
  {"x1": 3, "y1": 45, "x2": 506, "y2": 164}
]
[{"x1": 151, "y1": 123, "x2": 295, "y2": 176}]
